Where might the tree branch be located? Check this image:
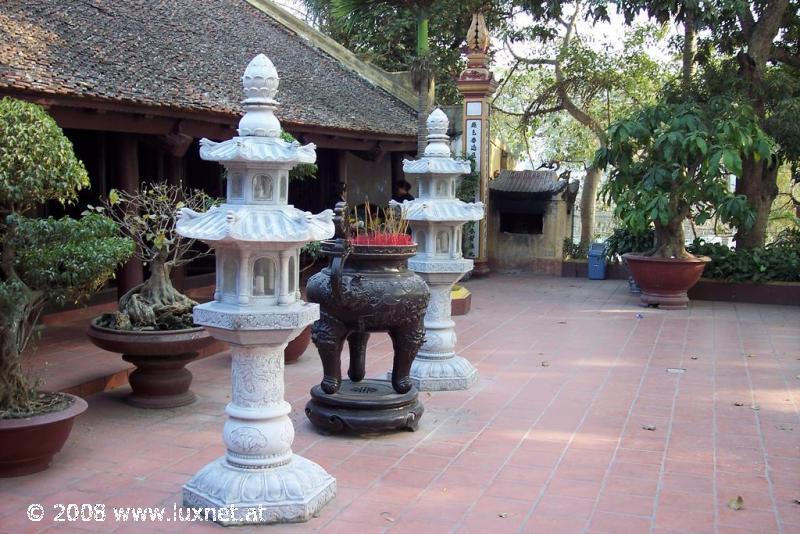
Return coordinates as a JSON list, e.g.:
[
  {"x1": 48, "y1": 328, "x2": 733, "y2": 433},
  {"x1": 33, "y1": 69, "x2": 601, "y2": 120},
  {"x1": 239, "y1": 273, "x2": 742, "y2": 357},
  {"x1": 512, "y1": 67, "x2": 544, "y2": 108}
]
[
  {"x1": 748, "y1": 0, "x2": 790, "y2": 65},
  {"x1": 769, "y1": 46, "x2": 800, "y2": 68},
  {"x1": 554, "y1": 3, "x2": 606, "y2": 142},
  {"x1": 504, "y1": 39, "x2": 556, "y2": 66}
]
